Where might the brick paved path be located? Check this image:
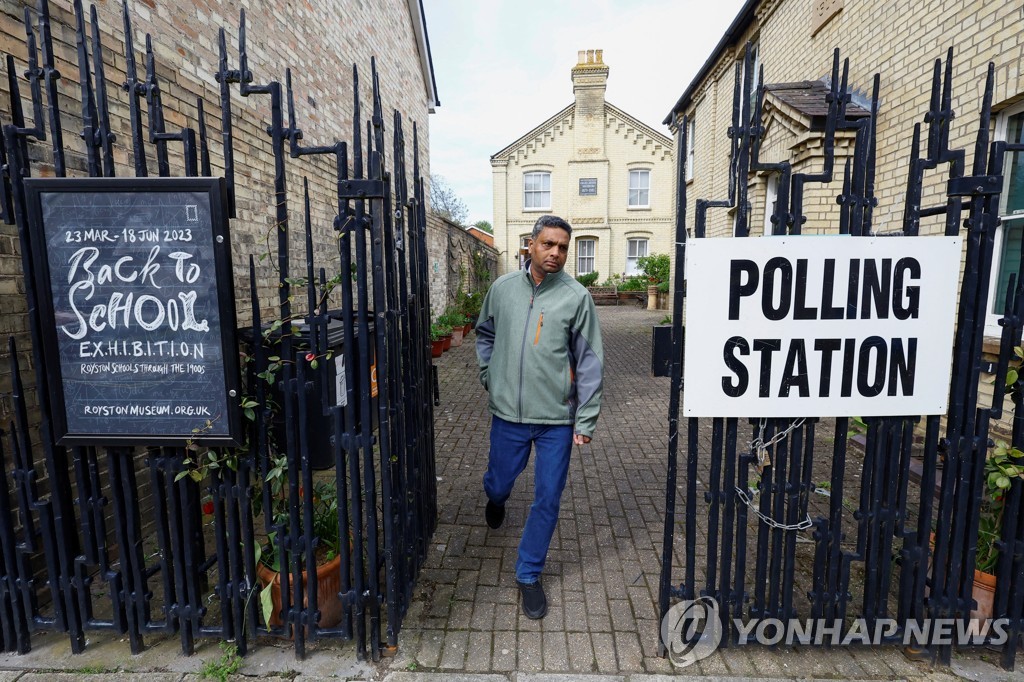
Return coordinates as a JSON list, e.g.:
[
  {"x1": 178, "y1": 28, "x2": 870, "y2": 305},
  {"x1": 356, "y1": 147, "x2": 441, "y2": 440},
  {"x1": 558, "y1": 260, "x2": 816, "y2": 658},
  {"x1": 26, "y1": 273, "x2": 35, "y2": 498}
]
[{"x1": 391, "y1": 307, "x2": 946, "y2": 678}]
